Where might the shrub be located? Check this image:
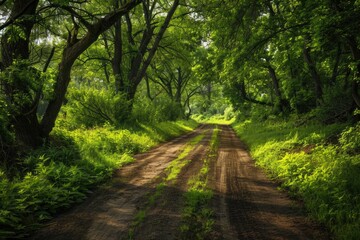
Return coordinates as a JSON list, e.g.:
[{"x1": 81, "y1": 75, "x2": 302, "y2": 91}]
[
  {"x1": 339, "y1": 121, "x2": 360, "y2": 154},
  {"x1": 0, "y1": 97, "x2": 15, "y2": 171},
  {"x1": 132, "y1": 96, "x2": 184, "y2": 122},
  {"x1": 314, "y1": 86, "x2": 353, "y2": 123},
  {"x1": 223, "y1": 106, "x2": 235, "y2": 120},
  {"x1": 64, "y1": 87, "x2": 131, "y2": 128}
]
